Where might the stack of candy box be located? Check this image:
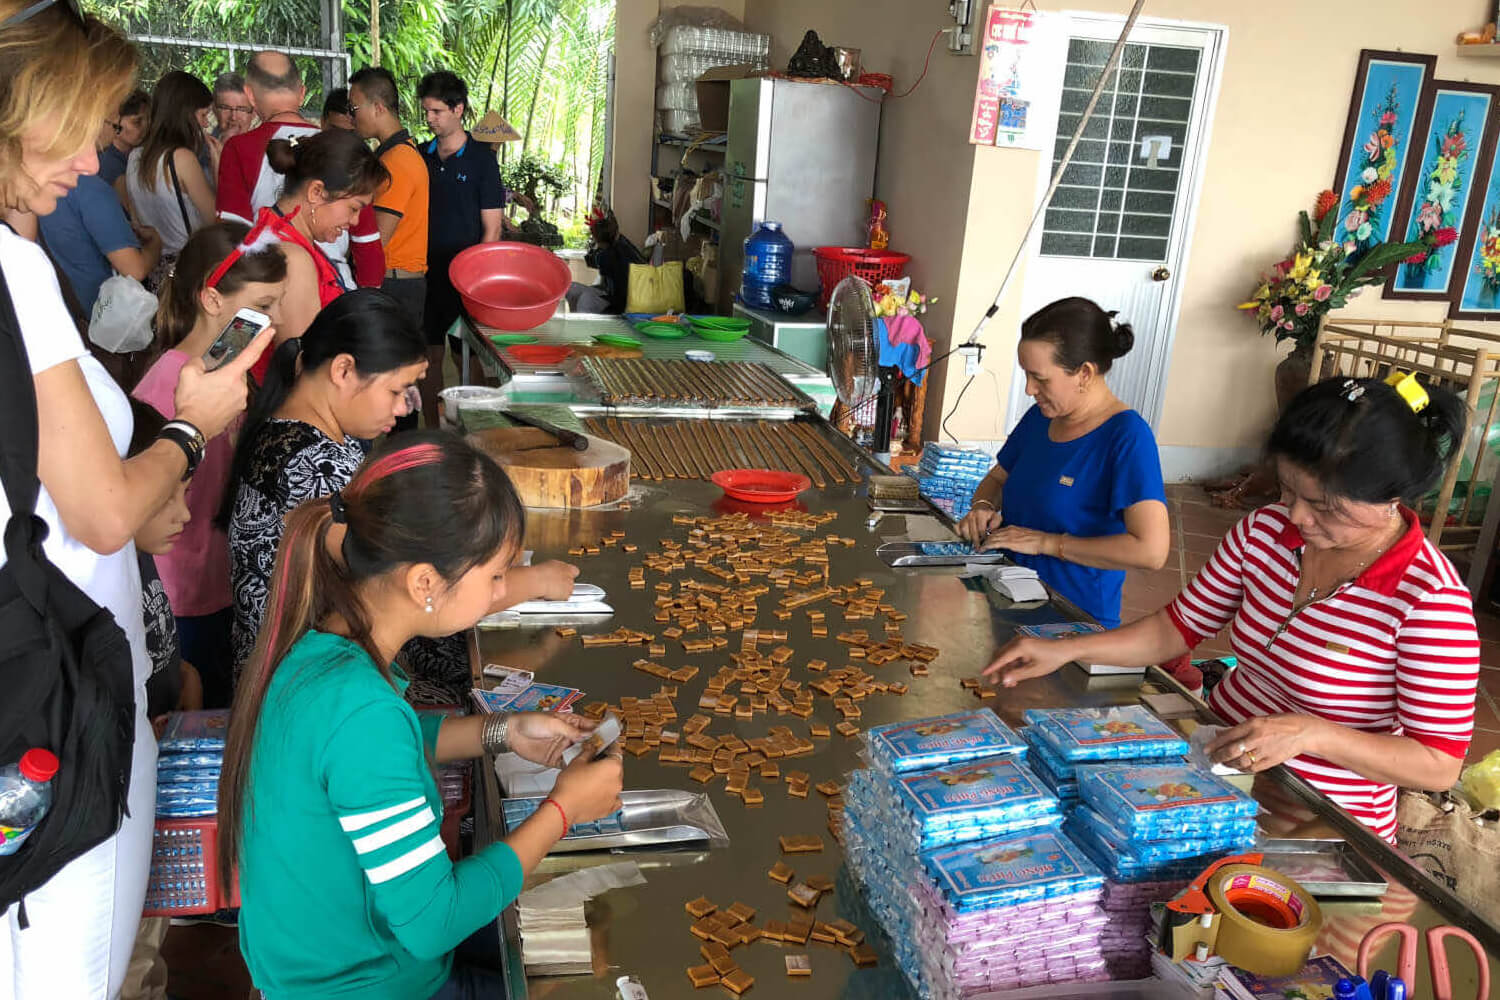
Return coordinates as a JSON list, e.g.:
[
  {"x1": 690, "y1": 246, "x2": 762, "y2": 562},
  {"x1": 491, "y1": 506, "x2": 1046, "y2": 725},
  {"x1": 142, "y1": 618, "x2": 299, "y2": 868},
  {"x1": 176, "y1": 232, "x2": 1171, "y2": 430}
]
[
  {"x1": 905, "y1": 443, "x2": 994, "y2": 520},
  {"x1": 1019, "y1": 704, "x2": 1190, "y2": 807},
  {"x1": 156, "y1": 710, "x2": 228, "y2": 819},
  {"x1": 1065, "y1": 759, "x2": 1260, "y2": 978},
  {"x1": 1020, "y1": 705, "x2": 1259, "y2": 979},
  {"x1": 846, "y1": 712, "x2": 1113, "y2": 998}
]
